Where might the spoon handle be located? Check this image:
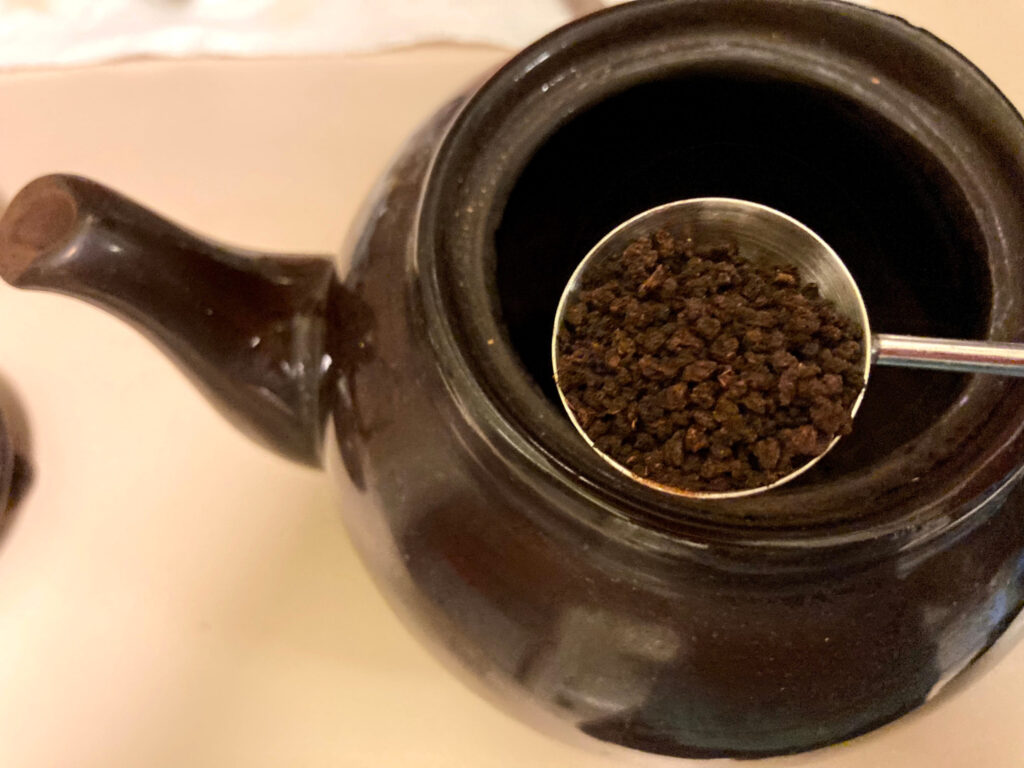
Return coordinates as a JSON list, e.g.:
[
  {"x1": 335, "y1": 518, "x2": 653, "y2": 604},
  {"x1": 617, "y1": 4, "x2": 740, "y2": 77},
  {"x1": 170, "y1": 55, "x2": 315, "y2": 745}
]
[{"x1": 873, "y1": 334, "x2": 1024, "y2": 376}]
